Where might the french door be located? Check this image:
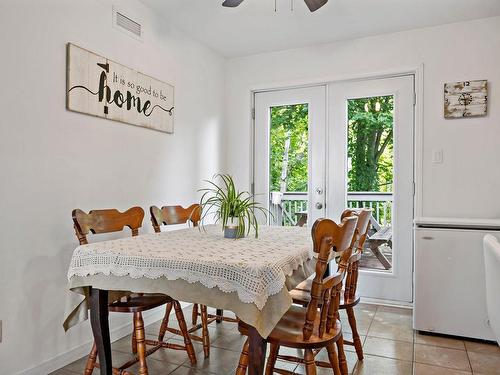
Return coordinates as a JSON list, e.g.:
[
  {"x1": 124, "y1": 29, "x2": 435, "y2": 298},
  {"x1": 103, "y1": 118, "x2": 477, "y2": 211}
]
[
  {"x1": 253, "y1": 86, "x2": 327, "y2": 226},
  {"x1": 253, "y1": 76, "x2": 414, "y2": 303},
  {"x1": 328, "y1": 76, "x2": 414, "y2": 303}
]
